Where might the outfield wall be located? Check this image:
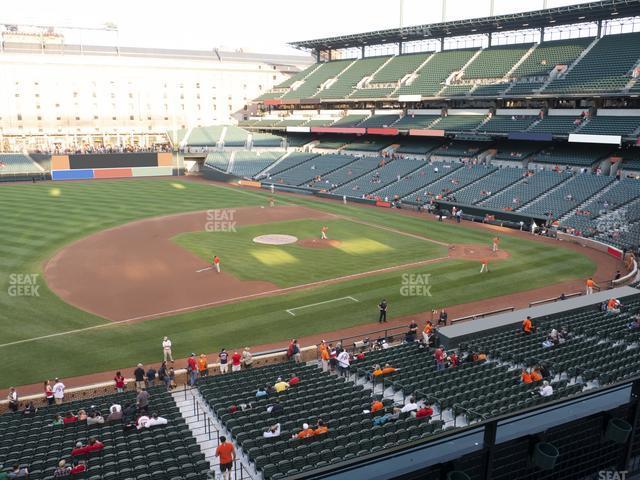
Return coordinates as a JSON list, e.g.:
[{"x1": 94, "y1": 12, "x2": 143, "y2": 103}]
[
  {"x1": 51, "y1": 152, "x2": 176, "y2": 180},
  {"x1": 51, "y1": 166, "x2": 174, "y2": 180}
]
